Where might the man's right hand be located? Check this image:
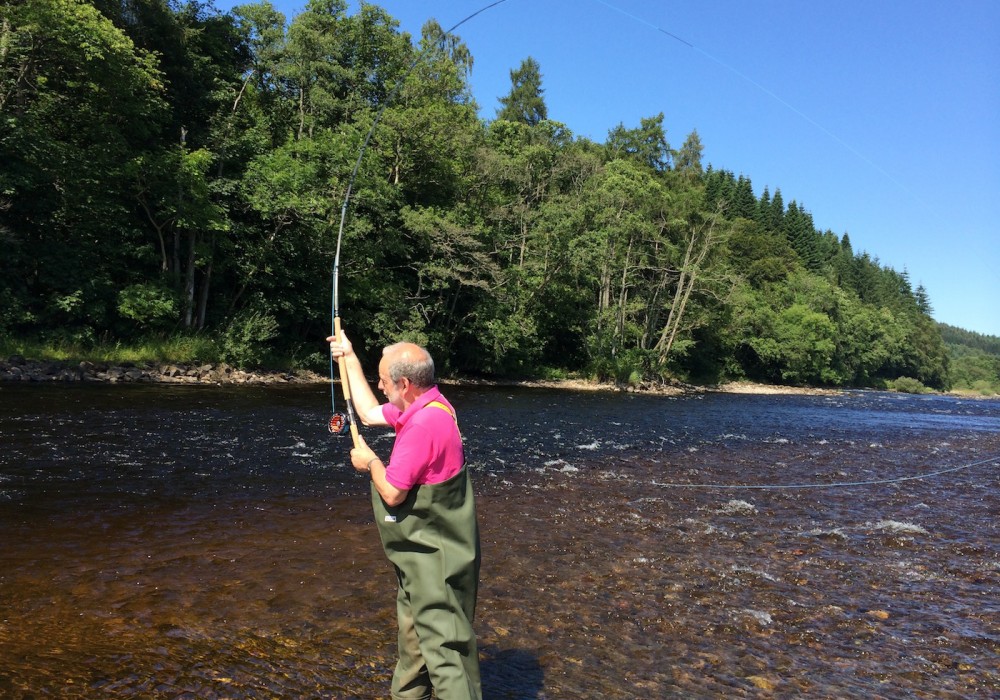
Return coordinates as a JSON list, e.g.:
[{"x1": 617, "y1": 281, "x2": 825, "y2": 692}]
[{"x1": 327, "y1": 332, "x2": 353, "y2": 359}]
